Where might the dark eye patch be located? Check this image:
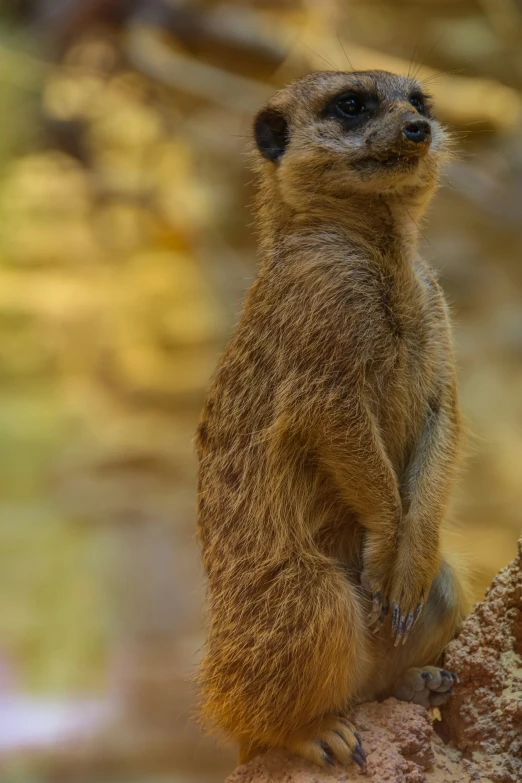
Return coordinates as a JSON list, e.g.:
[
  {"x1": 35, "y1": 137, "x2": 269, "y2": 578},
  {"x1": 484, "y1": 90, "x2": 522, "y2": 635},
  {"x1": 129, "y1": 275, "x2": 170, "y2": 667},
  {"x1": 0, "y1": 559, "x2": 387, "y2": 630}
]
[
  {"x1": 323, "y1": 90, "x2": 377, "y2": 128},
  {"x1": 409, "y1": 91, "x2": 432, "y2": 117}
]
